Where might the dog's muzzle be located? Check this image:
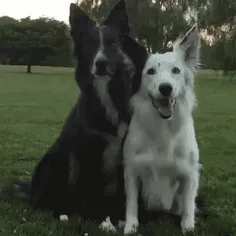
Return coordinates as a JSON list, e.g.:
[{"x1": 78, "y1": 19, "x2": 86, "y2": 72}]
[
  {"x1": 150, "y1": 96, "x2": 176, "y2": 119},
  {"x1": 95, "y1": 59, "x2": 109, "y2": 76},
  {"x1": 149, "y1": 83, "x2": 176, "y2": 119}
]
